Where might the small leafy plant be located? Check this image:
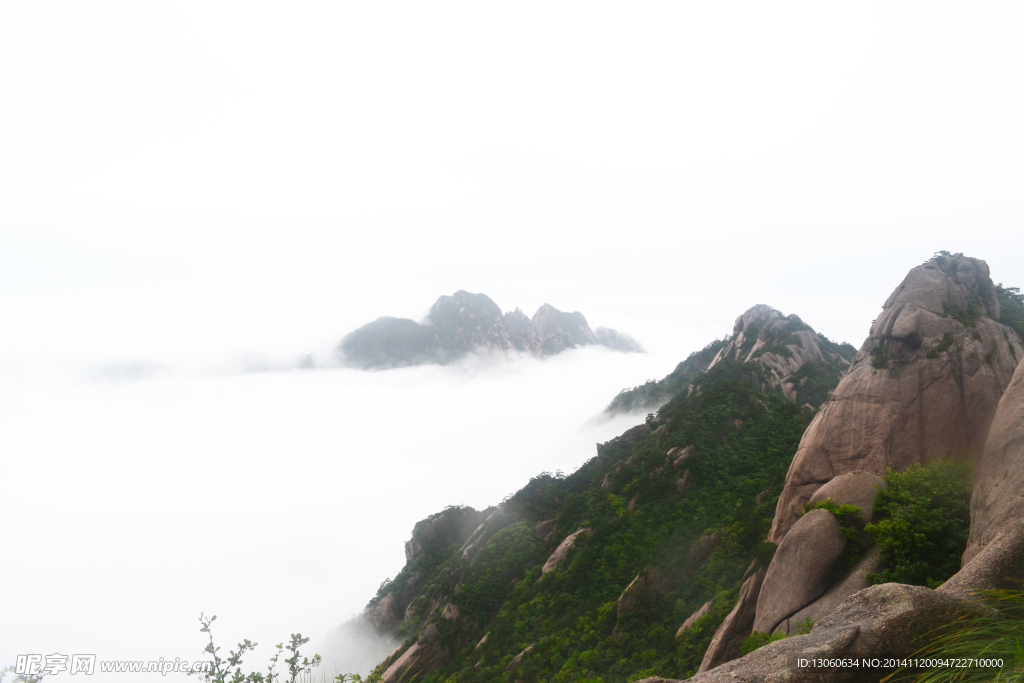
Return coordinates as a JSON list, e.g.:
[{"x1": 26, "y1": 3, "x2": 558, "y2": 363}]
[{"x1": 191, "y1": 613, "x2": 322, "y2": 683}]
